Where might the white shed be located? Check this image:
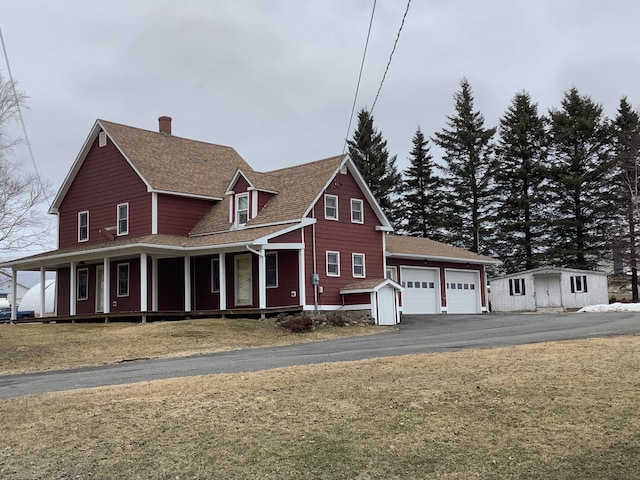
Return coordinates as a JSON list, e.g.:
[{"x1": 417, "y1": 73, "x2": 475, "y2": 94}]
[{"x1": 489, "y1": 267, "x2": 609, "y2": 312}]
